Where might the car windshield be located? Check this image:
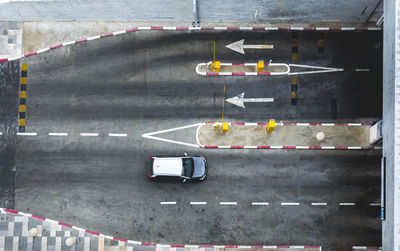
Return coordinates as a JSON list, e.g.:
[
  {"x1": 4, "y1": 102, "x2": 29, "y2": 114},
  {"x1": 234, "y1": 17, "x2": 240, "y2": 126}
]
[{"x1": 182, "y1": 158, "x2": 194, "y2": 177}]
